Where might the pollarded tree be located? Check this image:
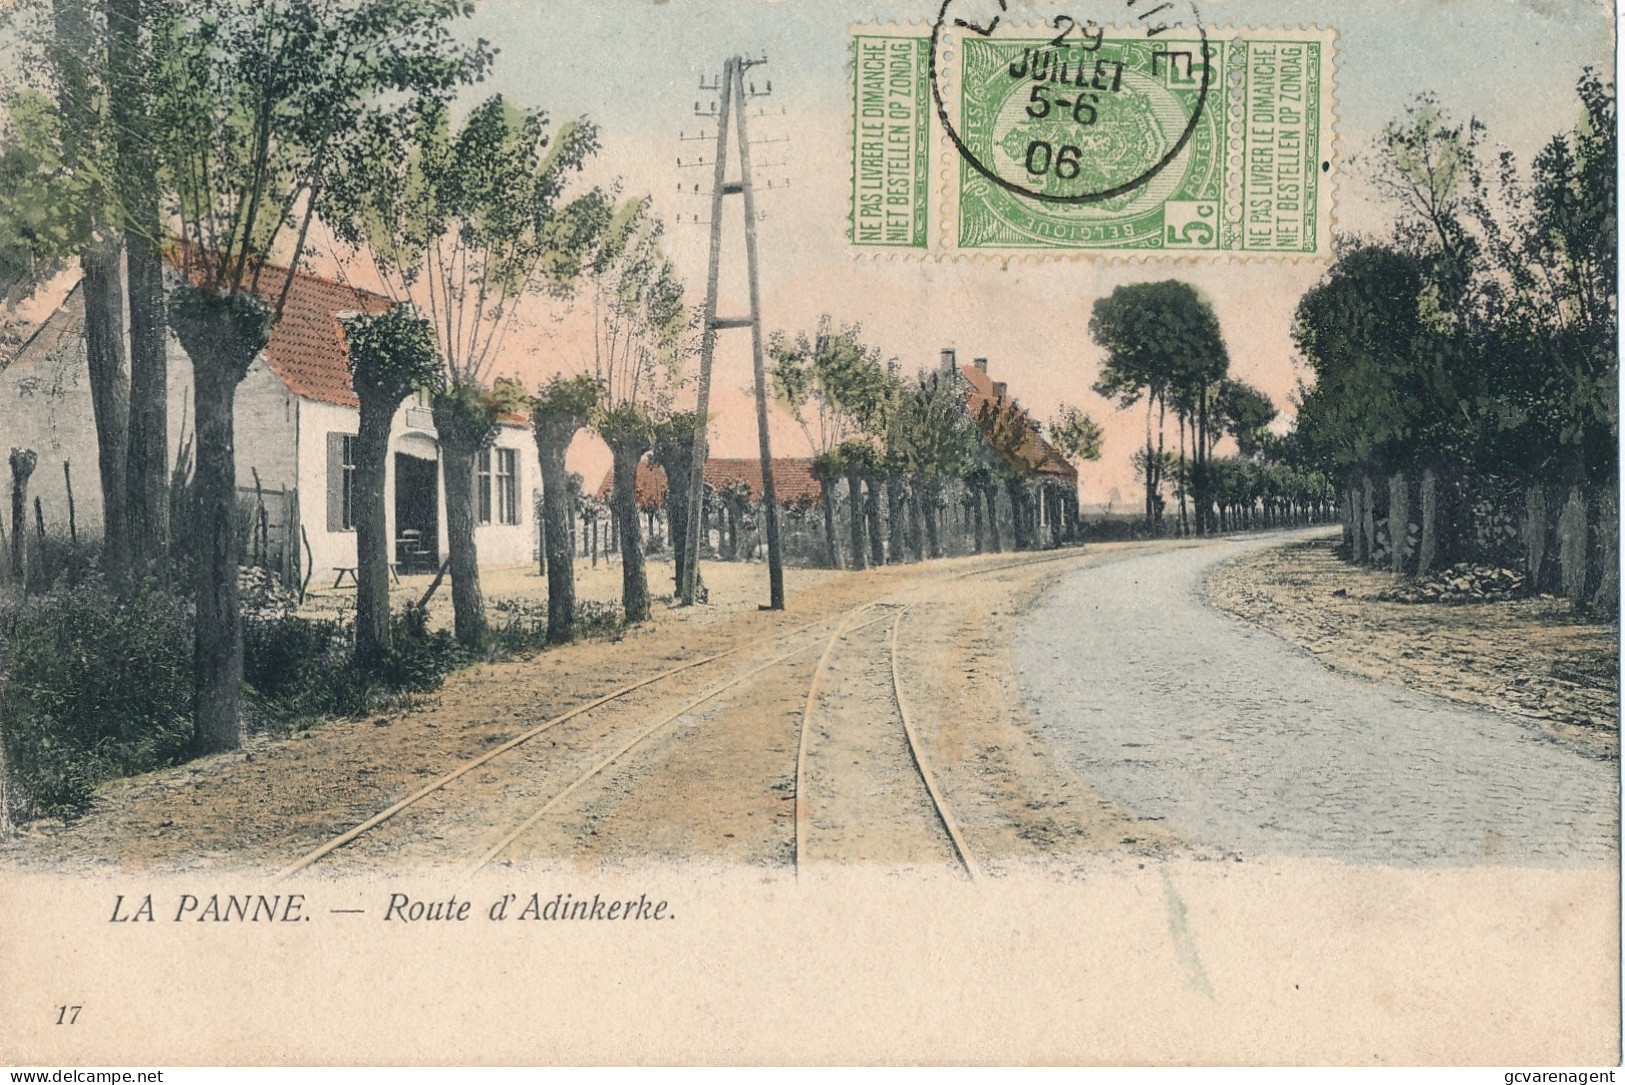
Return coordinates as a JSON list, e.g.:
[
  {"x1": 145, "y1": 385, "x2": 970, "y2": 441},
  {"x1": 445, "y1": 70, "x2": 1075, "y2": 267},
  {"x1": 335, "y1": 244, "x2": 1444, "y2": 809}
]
[
  {"x1": 531, "y1": 374, "x2": 600, "y2": 643},
  {"x1": 894, "y1": 371, "x2": 977, "y2": 559},
  {"x1": 650, "y1": 410, "x2": 706, "y2": 595},
  {"x1": 769, "y1": 318, "x2": 894, "y2": 567},
  {"x1": 598, "y1": 403, "x2": 655, "y2": 622},
  {"x1": 328, "y1": 93, "x2": 605, "y2": 645},
  {"x1": 976, "y1": 395, "x2": 1045, "y2": 550},
  {"x1": 584, "y1": 199, "x2": 691, "y2": 625},
  {"x1": 434, "y1": 378, "x2": 528, "y2": 644},
  {"x1": 342, "y1": 305, "x2": 443, "y2": 667},
  {"x1": 148, "y1": 0, "x2": 488, "y2": 750},
  {"x1": 836, "y1": 438, "x2": 880, "y2": 571}
]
